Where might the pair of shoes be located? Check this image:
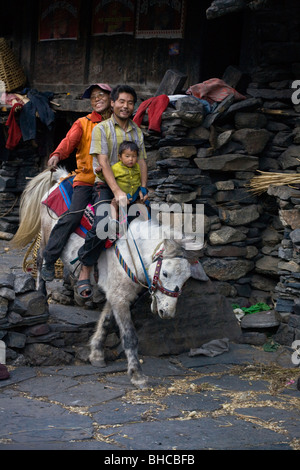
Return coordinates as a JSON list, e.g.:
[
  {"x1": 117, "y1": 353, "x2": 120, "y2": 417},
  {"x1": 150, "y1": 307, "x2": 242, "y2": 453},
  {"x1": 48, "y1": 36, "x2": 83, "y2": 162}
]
[
  {"x1": 77, "y1": 279, "x2": 93, "y2": 299},
  {"x1": 41, "y1": 262, "x2": 55, "y2": 281},
  {"x1": 0, "y1": 364, "x2": 10, "y2": 380}
]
